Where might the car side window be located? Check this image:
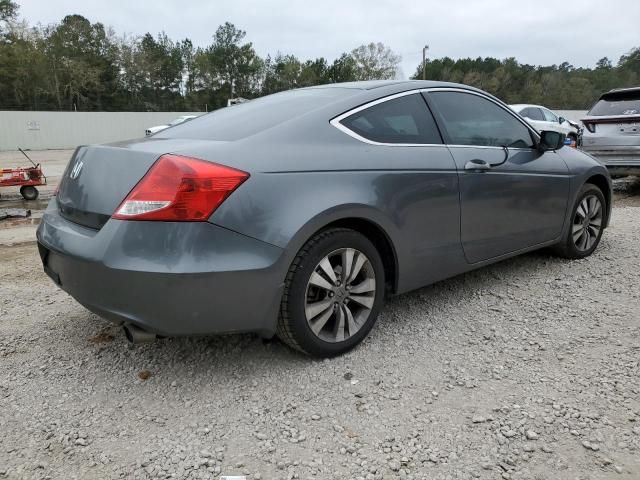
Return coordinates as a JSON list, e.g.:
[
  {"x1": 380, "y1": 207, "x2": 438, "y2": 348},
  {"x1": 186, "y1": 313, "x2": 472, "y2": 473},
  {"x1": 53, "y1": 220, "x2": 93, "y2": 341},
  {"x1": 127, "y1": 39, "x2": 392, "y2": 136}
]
[
  {"x1": 526, "y1": 108, "x2": 545, "y2": 121},
  {"x1": 339, "y1": 94, "x2": 442, "y2": 144},
  {"x1": 428, "y1": 92, "x2": 535, "y2": 148},
  {"x1": 542, "y1": 108, "x2": 558, "y2": 122}
]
